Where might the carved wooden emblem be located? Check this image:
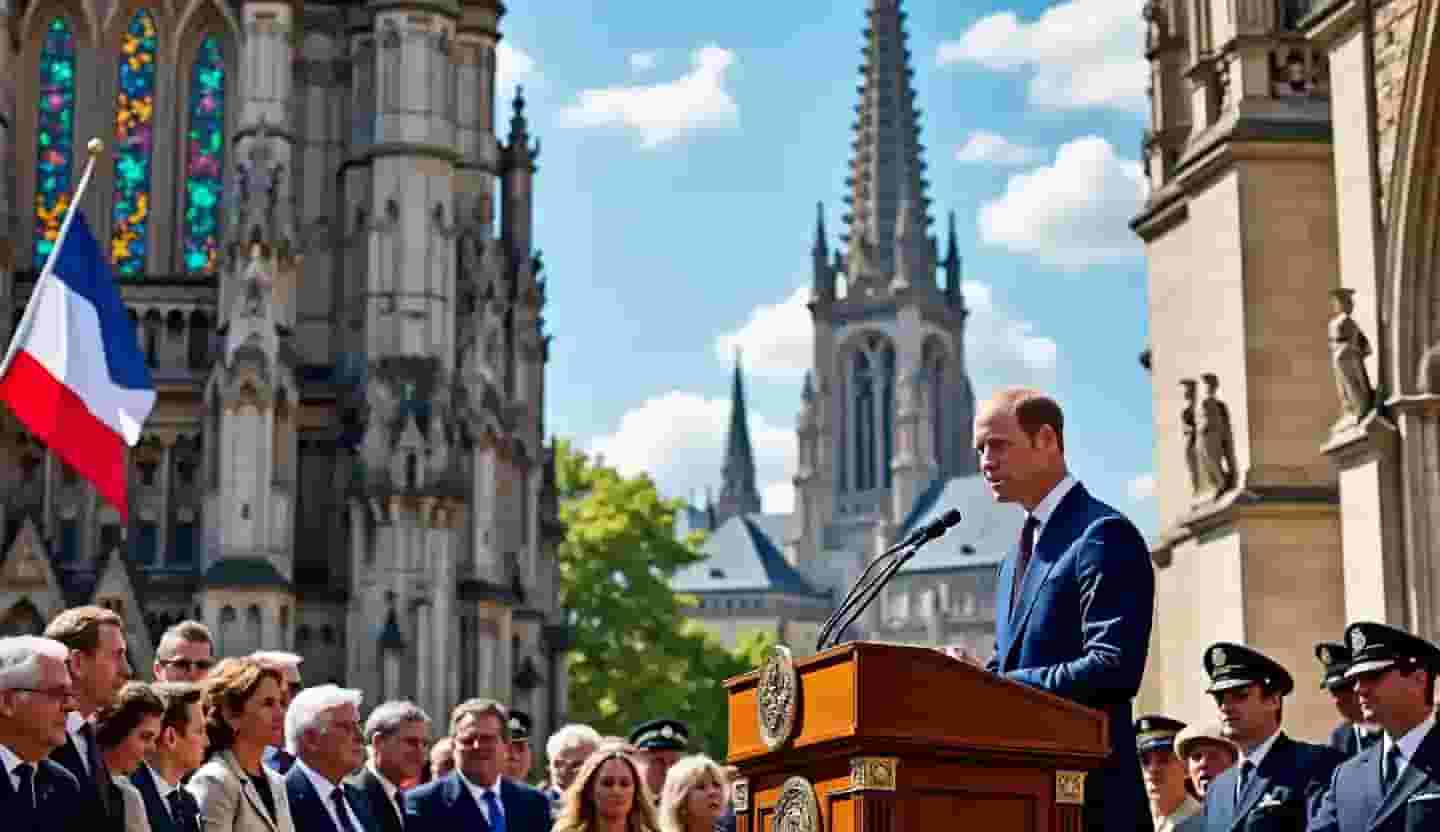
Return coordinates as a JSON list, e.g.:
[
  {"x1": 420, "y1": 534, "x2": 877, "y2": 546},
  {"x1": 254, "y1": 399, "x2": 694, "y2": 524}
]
[
  {"x1": 731, "y1": 778, "x2": 749, "y2": 812},
  {"x1": 849, "y1": 756, "x2": 898, "y2": 791},
  {"x1": 1055, "y1": 771, "x2": 1087, "y2": 806},
  {"x1": 775, "y1": 776, "x2": 821, "y2": 832},
  {"x1": 757, "y1": 643, "x2": 799, "y2": 750}
]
